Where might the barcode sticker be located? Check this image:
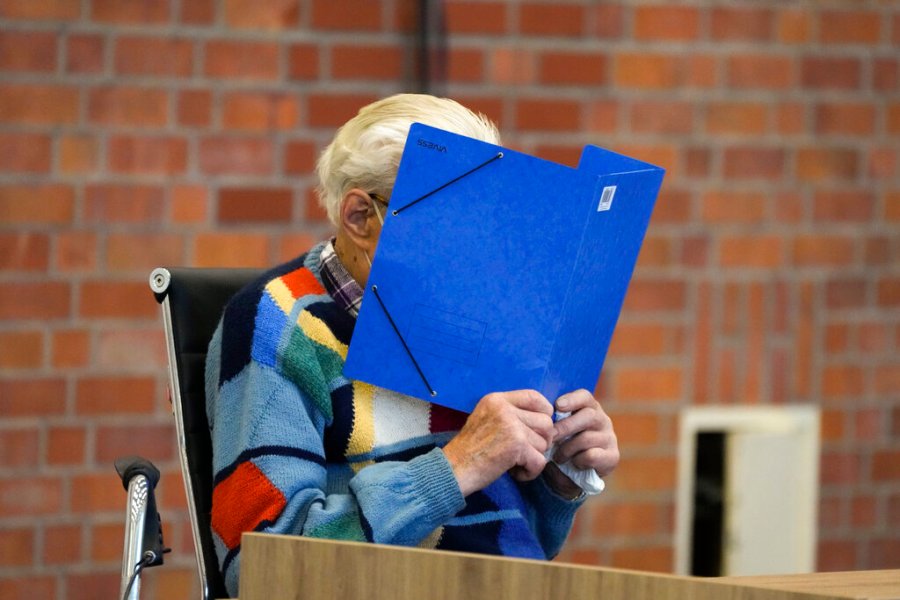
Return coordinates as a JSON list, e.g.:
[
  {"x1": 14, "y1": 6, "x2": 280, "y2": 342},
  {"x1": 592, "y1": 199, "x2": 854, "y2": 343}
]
[{"x1": 597, "y1": 185, "x2": 616, "y2": 212}]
